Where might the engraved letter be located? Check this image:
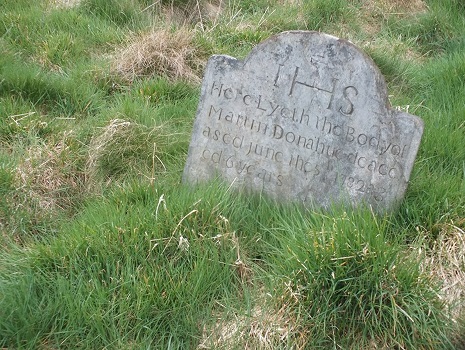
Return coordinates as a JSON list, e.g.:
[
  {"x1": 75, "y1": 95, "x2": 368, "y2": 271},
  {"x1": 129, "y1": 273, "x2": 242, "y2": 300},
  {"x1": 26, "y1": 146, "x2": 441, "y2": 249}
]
[
  {"x1": 222, "y1": 133, "x2": 231, "y2": 145},
  {"x1": 210, "y1": 81, "x2": 222, "y2": 97},
  {"x1": 209, "y1": 105, "x2": 222, "y2": 119},
  {"x1": 339, "y1": 86, "x2": 358, "y2": 115},
  {"x1": 224, "y1": 87, "x2": 235, "y2": 99},
  {"x1": 391, "y1": 144, "x2": 401, "y2": 156},
  {"x1": 346, "y1": 126, "x2": 355, "y2": 142},
  {"x1": 316, "y1": 116, "x2": 332, "y2": 134},
  {"x1": 267, "y1": 102, "x2": 280, "y2": 116},
  {"x1": 379, "y1": 164, "x2": 388, "y2": 176},
  {"x1": 358, "y1": 157, "x2": 367, "y2": 168},
  {"x1": 274, "y1": 64, "x2": 284, "y2": 87},
  {"x1": 357, "y1": 133, "x2": 368, "y2": 146},
  {"x1": 226, "y1": 155, "x2": 234, "y2": 168},
  {"x1": 202, "y1": 126, "x2": 211, "y2": 137},
  {"x1": 272, "y1": 124, "x2": 284, "y2": 139},
  {"x1": 243, "y1": 94, "x2": 252, "y2": 106}
]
